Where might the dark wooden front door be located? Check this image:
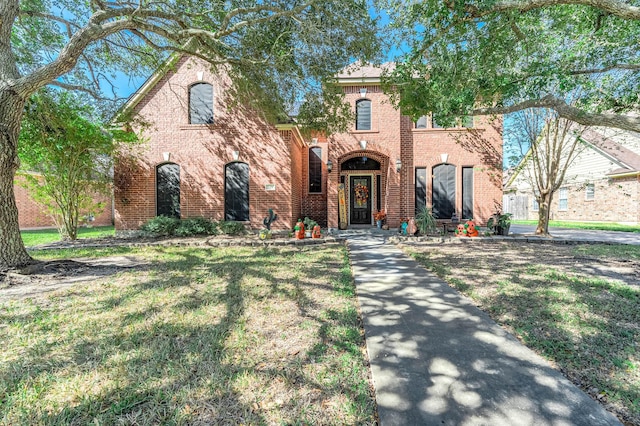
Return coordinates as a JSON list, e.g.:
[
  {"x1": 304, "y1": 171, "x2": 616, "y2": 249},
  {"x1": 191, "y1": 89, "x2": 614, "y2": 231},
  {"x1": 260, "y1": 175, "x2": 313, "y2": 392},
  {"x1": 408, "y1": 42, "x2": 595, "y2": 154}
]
[{"x1": 350, "y1": 176, "x2": 372, "y2": 224}]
